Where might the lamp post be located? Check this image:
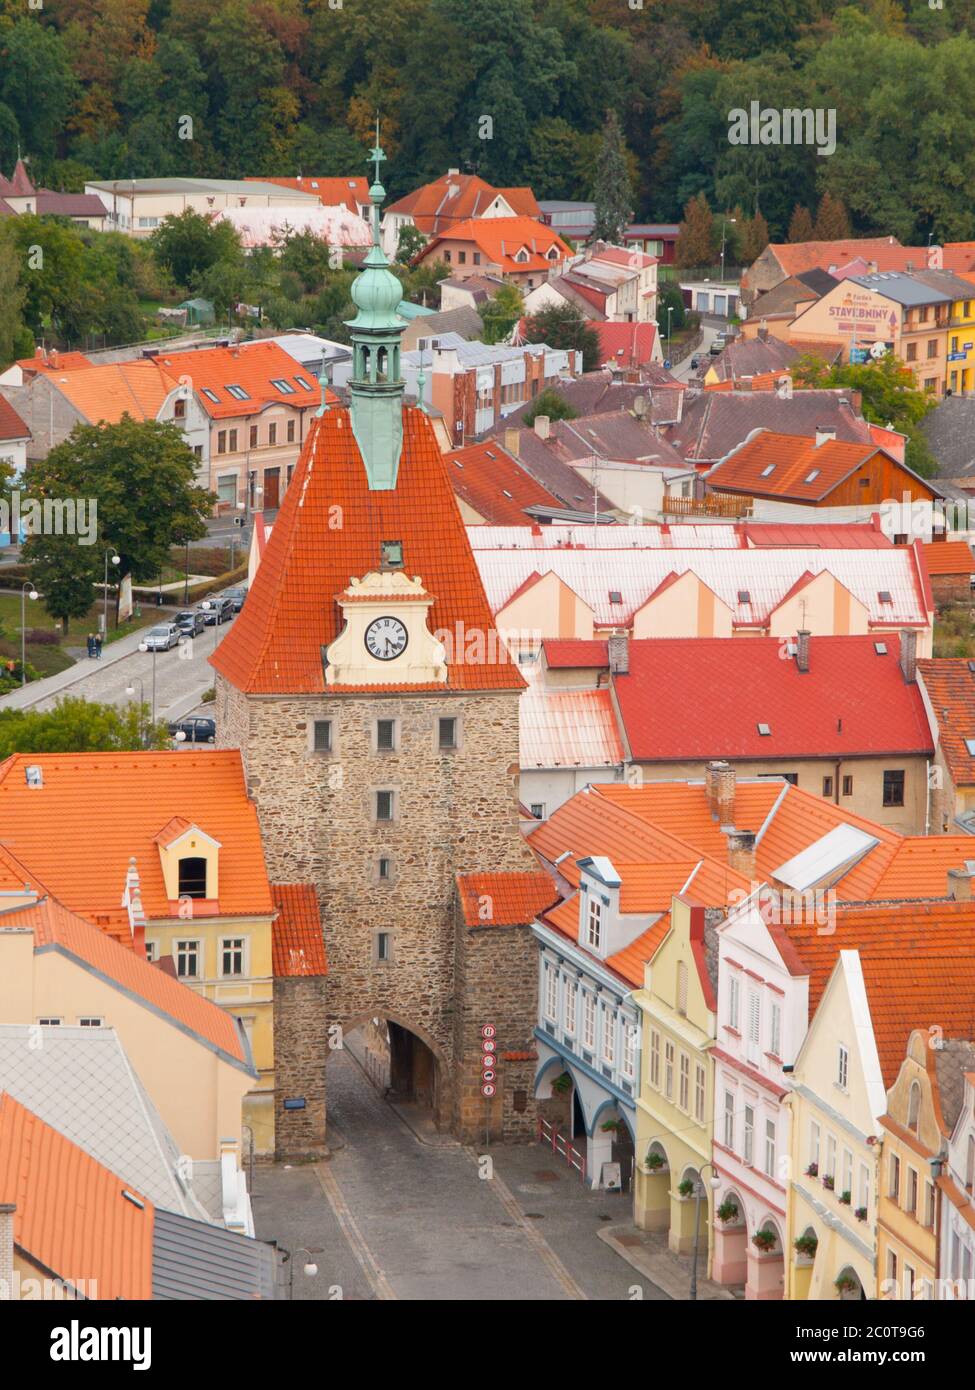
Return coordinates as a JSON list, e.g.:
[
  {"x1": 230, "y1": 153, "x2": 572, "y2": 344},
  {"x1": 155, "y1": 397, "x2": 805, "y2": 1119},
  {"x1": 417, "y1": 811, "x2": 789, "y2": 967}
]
[
  {"x1": 125, "y1": 677, "x2": 146, "y2": 746},
  {"x1": 689, "y1": 1160, "x2": 722, "y2": 1301},
  {"x1": 103, "y1": 549, "x2": 120, "y2": 638},
  {"x1": 666, "y1": 305, "x2": 674, "y2": 363},
  {"x1": 183, "y1": 541, "x2": 190, "y2": 605},
  {"x1": 278, "y1": 1245, "x2": 323, "y2": 1300},
  {"x1": 720, "y1": 218, "x2": 737, "y2": 285},
  {"x1": 137, "y1": 642, "x2": 157, "y2": 729},
  {"x1": 20, "y1": 582, "x2": 37, "y2": 686}
]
